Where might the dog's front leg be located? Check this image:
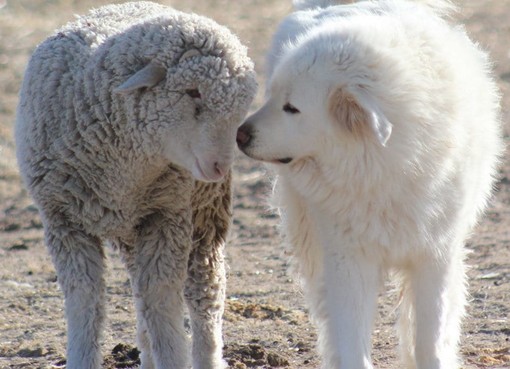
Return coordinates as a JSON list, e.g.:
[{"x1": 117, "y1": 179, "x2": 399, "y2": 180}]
[
  {"x1": 282, "y1": 189, "x2": 381, "y2": 369},
  {"x1": 409, "y1": 253, "x2": 466, "y2": 369},
  {"x1": 312, "y1": 224, "x2": 381, "y2": 369},
  {"x1": 322, "y1": 249, "x2": 380, "y2": 369}
]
